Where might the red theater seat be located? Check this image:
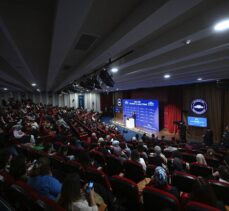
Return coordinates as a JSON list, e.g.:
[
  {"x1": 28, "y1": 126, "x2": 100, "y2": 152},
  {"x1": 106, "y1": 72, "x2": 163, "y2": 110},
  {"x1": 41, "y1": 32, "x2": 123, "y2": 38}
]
[
  {"x1": 182, "y1": 153, "x2": 196, "y2": 163},
  {"x1": 110, "y1": 175, "x2": 141, "y2": 211},
  {"x1": 6, "y1": 183, "x2": 35, "y2": 211},
  {"x1": 123, "y1": 160, "x2": 145, "y2": 183},
  {"x1": 143, "y1": 186, "x2": 180, "y2": 211},
  {"x1": 64, "y1": 160, "x2": 82, "y2": 175},
  {"x1": 208, "y1": 180, "x2": 229, "y2": 205},
  {"x1": 85, "y1": 167, "x2": 111, "y2": 190},
  {"x1": 105, "y1": 155, "x2": 123, "y2": 176},
  {"x1": 89, "y1": 151, "x2": 106, "y2": 167},
  {"x1": 172, "y1": 171, "x2": 197, "y2": 193},
  {"x1": 185, "y1": 201, "x2": 221, "y2": 211},
  {"x1": 190, "y1": 163, "x2": 212, "y2": 178}
]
